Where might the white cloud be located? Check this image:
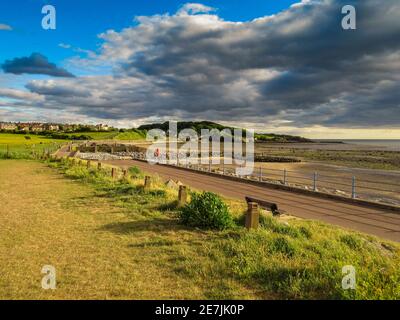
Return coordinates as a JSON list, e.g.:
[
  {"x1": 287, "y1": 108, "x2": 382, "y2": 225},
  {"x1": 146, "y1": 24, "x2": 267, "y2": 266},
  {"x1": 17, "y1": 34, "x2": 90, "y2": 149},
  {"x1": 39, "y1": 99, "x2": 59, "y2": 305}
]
[
  {"x1": 0, "y1": 88, "x2": 44, "y2": 102},
  {"x1": 0, "y1": 23, "x2": 12, "y2": 31},
  {"x1": 177, "y1": 3, "x2": 216, "y2": 15},
  {"x1": 59, "y1": 43, "x2": 71, "y2": 49}
]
